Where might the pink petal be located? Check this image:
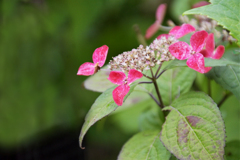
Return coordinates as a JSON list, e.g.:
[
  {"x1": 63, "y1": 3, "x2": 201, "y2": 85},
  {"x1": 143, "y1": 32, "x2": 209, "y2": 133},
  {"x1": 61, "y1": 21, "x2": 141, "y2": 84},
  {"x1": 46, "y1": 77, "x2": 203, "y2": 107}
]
[
  {"x1": 155, "y1": 4, "x2": 167, "y2": 24},
  {"x1": 205, "y1": 33, "x2": 215, "y2": 56},
  {"x1": 77, "y1": 62, "x2": 96, "y2": 76},
  {"x1": 190, "y1": 30, "x2": 208, "y2": 52},
  {"x1": 127, "y1": 69, "x2": 143, "y2": 84},
  {"x1": 112, "y1": 84, "x2": 130, "y2": 106},
  {"x1": 192, "y1": 1, "x2": 210, "y2": 8},
  {"x1": 157, "y1": 34, "x2": 169, "y2": 40},
  {"x1": 108, "y1": 71, "x2": 126, "y2": 85},
  {"x1": 169, "y1": 42, "x2": 192, "y2": 60},
  {"x1": 212, "y1": 45, "x2": 225, "y2": 59},
  {"x1": 200, "y1": 49, "x2": 212, "y2": 58},
  {"x1": 169, "y1": 26, "x2": 181, "y2": 35},
  {"x1": 145, "y1": 21, "x2": 160, "y2": 39},
  {"x1": 174, "y1": 24, "x2": 196, "y2": 39},
  {"x1": 92, "y1": 45, "x2": 109, "y2": 67},
  {"x1": 186, "y1": 53, "x2": 211, "y2": 73}
]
